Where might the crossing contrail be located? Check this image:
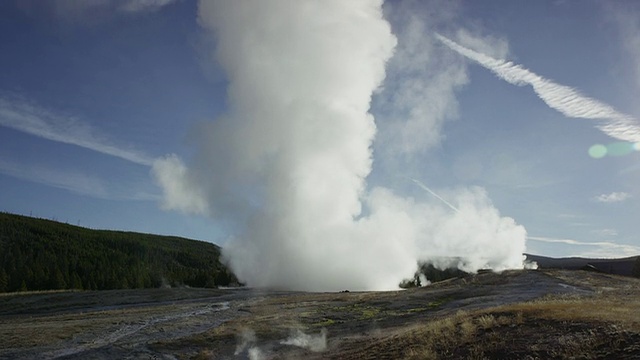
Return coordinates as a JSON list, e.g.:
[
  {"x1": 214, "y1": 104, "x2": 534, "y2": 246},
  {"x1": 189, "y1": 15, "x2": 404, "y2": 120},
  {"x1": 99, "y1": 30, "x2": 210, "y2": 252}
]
[
  {"x1": 411, "y1": 178, "x2": 461, "y2": 213},
  {"x1": 435, "y1": 33, "x2": 640, "y2": 143}
]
